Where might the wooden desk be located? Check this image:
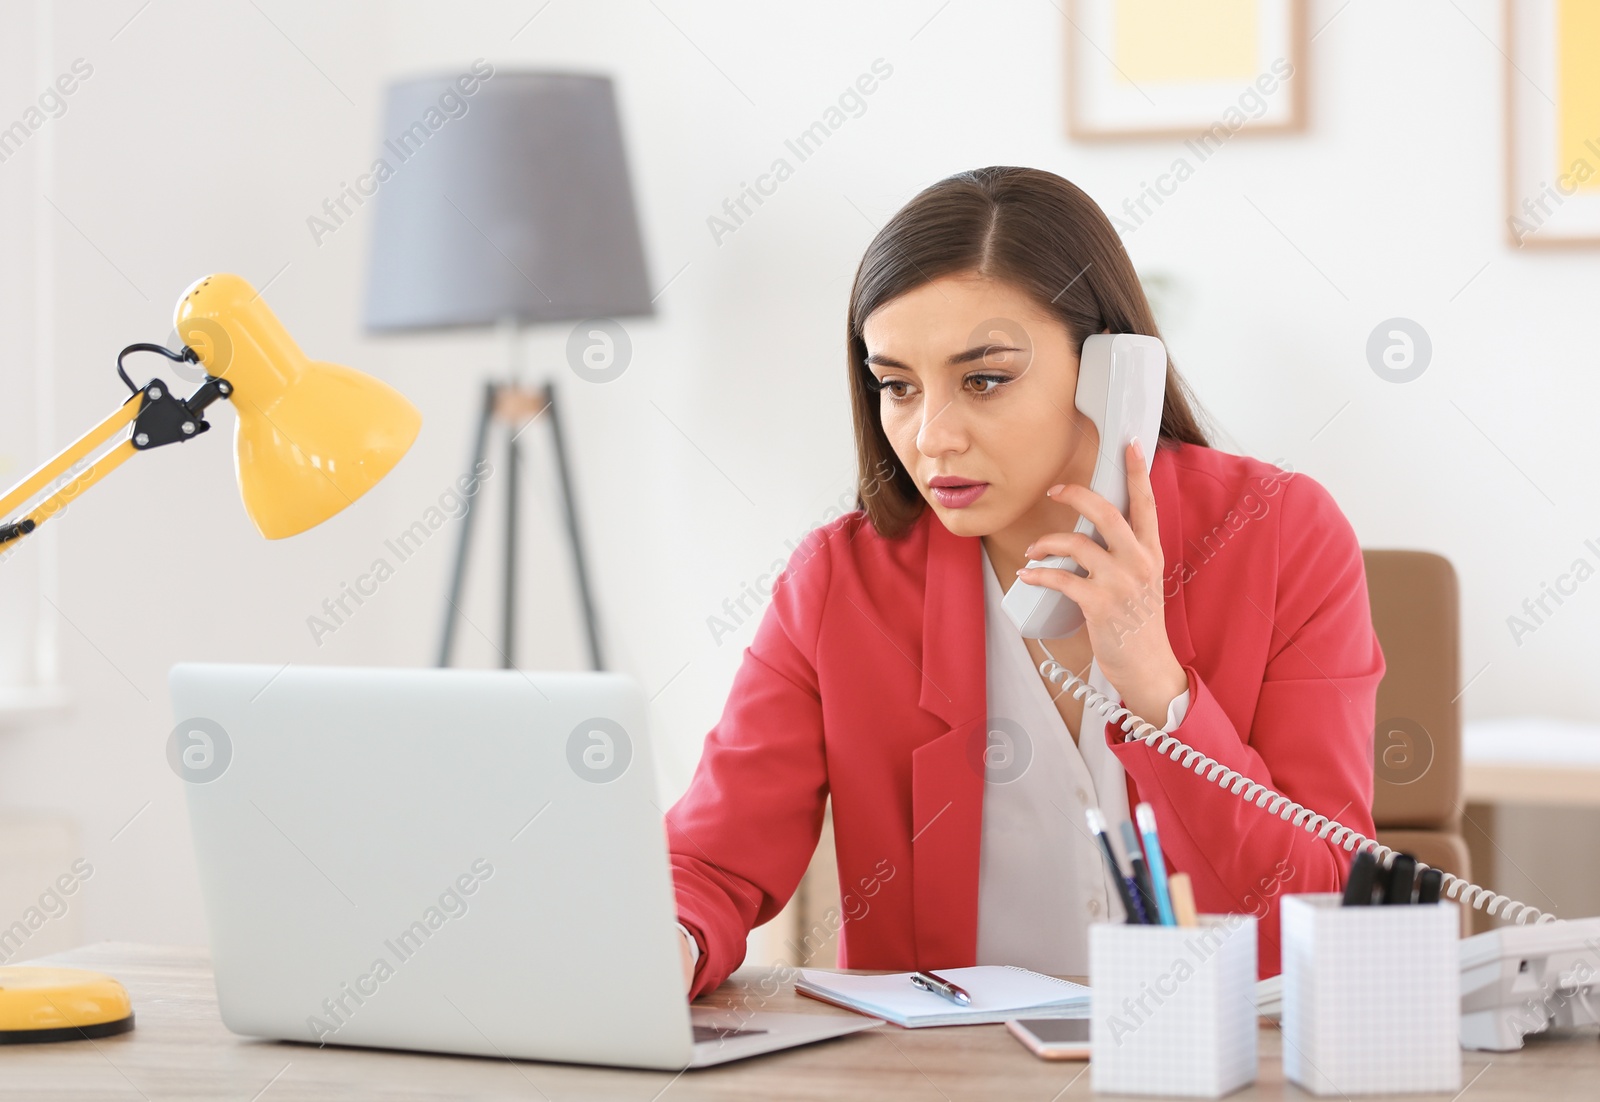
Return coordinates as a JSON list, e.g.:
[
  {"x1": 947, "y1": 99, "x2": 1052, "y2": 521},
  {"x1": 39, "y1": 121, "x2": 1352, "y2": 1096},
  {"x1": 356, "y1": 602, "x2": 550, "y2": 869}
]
[
  {"x1": 1464, "y1": 719, "x2": 1600, "y2": 808},
  {"x1": 1464, "y1": 762, "x2": 1600, "y2": 808},
  {"x1": 5, "y1": 943, "x2": 1597, "y2": 1100}
]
